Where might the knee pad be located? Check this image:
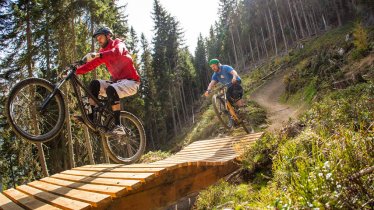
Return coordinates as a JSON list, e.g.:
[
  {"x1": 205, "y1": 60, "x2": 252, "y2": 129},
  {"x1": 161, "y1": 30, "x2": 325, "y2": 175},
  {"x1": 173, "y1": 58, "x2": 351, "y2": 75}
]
[
  {"x1": 89, "y1": 80, "x2": 100, "y2": 97},
  {"x1": 106, "y1": 86, "x2": 120, "y2": 105}
]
